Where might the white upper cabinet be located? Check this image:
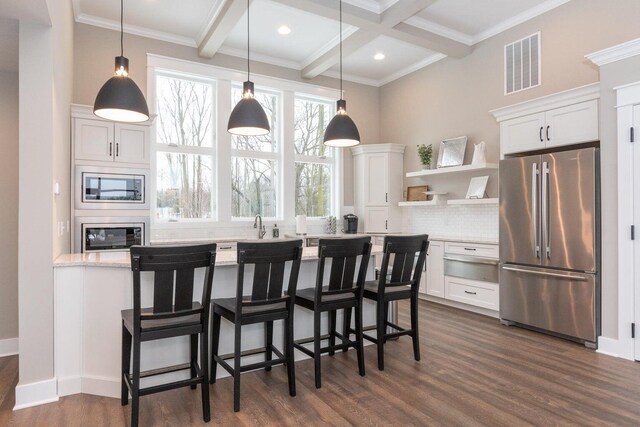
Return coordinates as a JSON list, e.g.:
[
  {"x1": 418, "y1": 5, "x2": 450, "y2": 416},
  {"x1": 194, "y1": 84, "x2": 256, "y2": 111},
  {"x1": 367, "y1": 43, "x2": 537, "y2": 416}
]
[
  {"x1": 492, "y1": 83, "x2": 600, "y2": 157},
  {"x1": 72, "y1": 105, "x2": 152, "y2": 166},
  {"x1": 352, "y1": 144, "x2": 405, "y2": 234}
]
